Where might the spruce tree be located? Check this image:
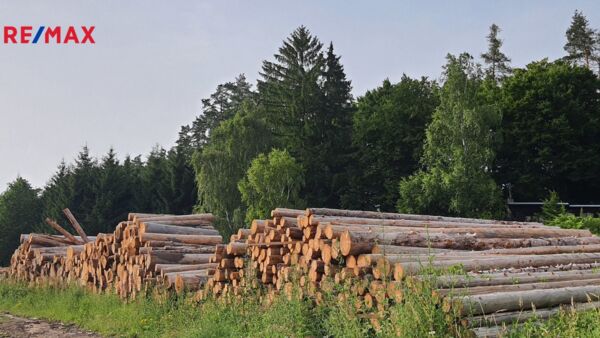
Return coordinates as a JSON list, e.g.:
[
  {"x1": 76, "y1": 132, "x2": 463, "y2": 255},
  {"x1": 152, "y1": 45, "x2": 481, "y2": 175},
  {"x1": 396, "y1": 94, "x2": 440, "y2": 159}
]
[
  {"x1": 90, "y1": 148, "x2": 129, "y2": 233},
  {"x1": 168, "y1": 128, "x2": 197, "y2": 214},
  {"x1": 481, "y1": 24, "x2": 511, "y2": 80},
  {"x1": 564, "y1": 10, "x2": 597, "y2": 68},
  {"x1": 70, "y1": 146, "x2": 100, "y2": 232},
  {"x1": 258, "y1": 27, "x2": 353, "y2": 207},
  {"x1": 41, "y1": 160, "x2": 74, "y2": 223},
  {"x1": 0, "y1": 177, "x2": 42, "y2": 264}
]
